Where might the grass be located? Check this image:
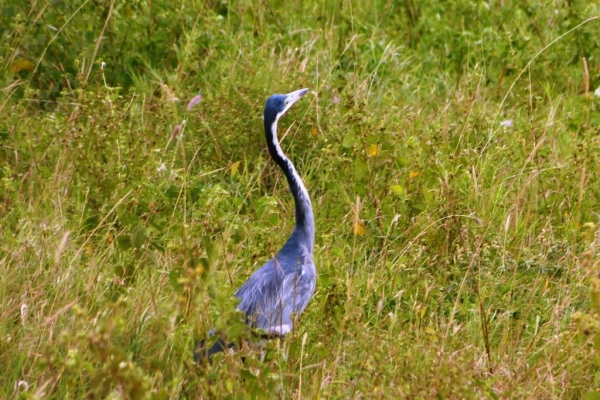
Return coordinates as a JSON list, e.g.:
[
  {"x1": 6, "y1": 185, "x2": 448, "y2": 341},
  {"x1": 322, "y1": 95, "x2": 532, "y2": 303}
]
[{"x1": 1, "y1": 0, "x2": 600, "y2": 398}]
